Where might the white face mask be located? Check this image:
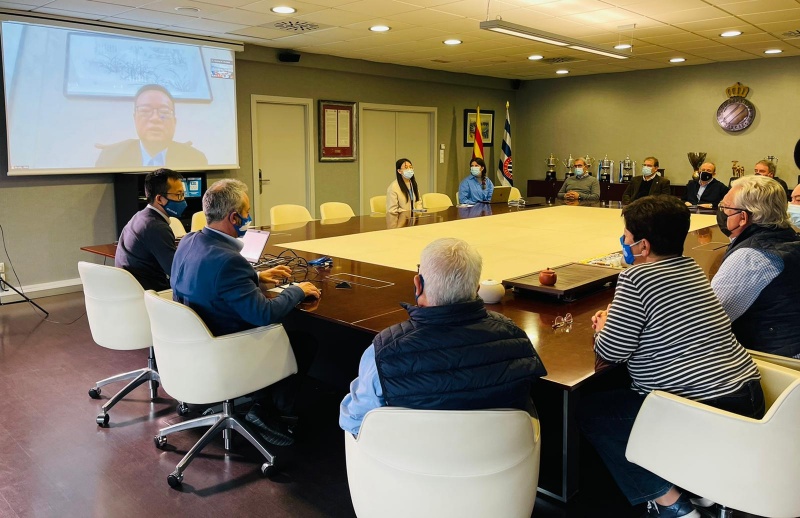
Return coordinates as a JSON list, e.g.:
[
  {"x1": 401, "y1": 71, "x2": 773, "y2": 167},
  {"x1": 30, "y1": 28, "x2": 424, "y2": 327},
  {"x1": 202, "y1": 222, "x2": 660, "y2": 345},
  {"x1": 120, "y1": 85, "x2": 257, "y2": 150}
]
[
  {"x1": 574, "y1": 167, "x2": 584, "y2": 177},
  {"x1": 642, "y1": 166, "x2": 655, "y2": 178},
  {"x1": 402, "y1": 169, "x2": 414, "y2": 179},
  {"x1": 470, "y1": 166, "x2": 481, "y2": 177},
  {"x1": 788, "y1": 204, "x2": 800, "y2": 227}
]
